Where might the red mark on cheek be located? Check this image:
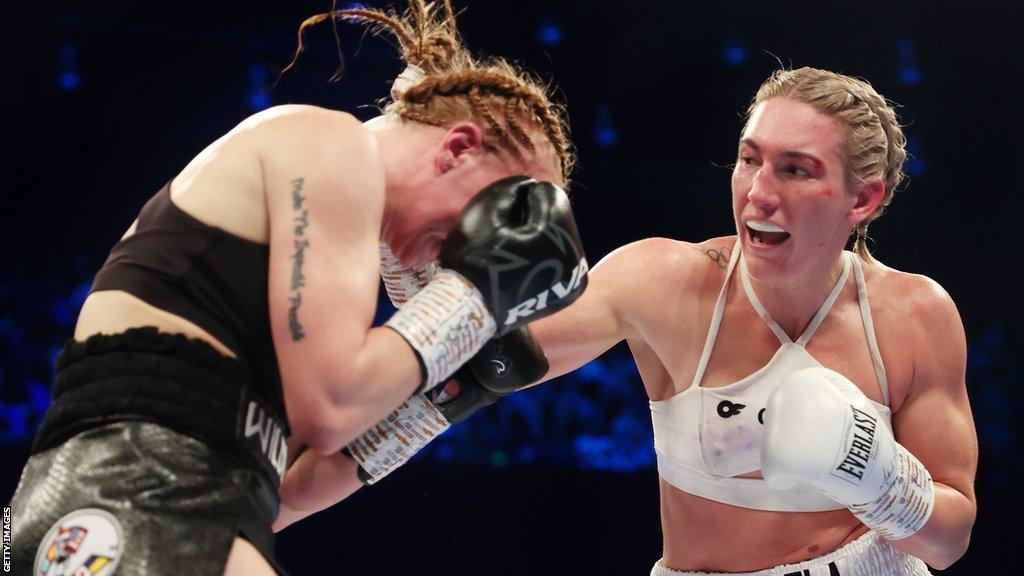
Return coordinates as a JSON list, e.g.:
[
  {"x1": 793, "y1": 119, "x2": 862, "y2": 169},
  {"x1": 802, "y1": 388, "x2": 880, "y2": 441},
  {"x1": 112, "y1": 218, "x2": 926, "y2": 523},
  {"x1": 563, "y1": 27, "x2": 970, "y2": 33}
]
[{"x1": 820, "y1": 188, "x2": 833, "y2": 197}]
